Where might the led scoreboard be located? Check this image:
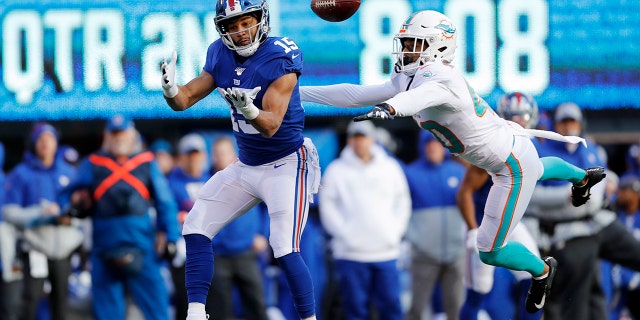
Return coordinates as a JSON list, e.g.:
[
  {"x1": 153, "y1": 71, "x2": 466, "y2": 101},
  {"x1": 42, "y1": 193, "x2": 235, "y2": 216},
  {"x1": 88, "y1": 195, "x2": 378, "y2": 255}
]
[{"x1": 1, "y1": 0, "x2": 638, "y2": 121}]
